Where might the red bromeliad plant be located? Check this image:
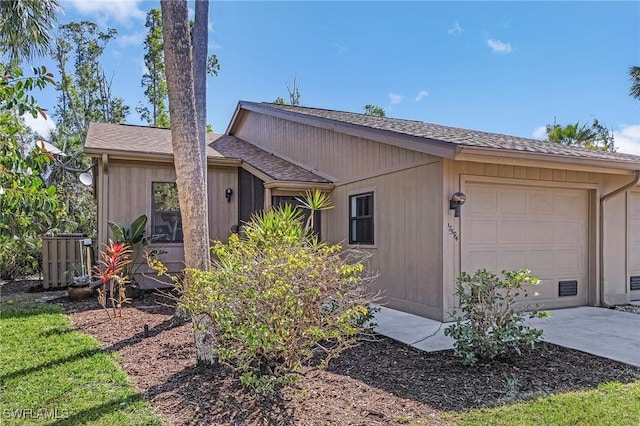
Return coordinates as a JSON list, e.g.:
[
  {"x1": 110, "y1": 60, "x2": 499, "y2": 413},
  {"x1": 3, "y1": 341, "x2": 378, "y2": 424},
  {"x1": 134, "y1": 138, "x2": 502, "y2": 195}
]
[{"x1": 93, "y1": 240, "x2": 133, "y2": 319}]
